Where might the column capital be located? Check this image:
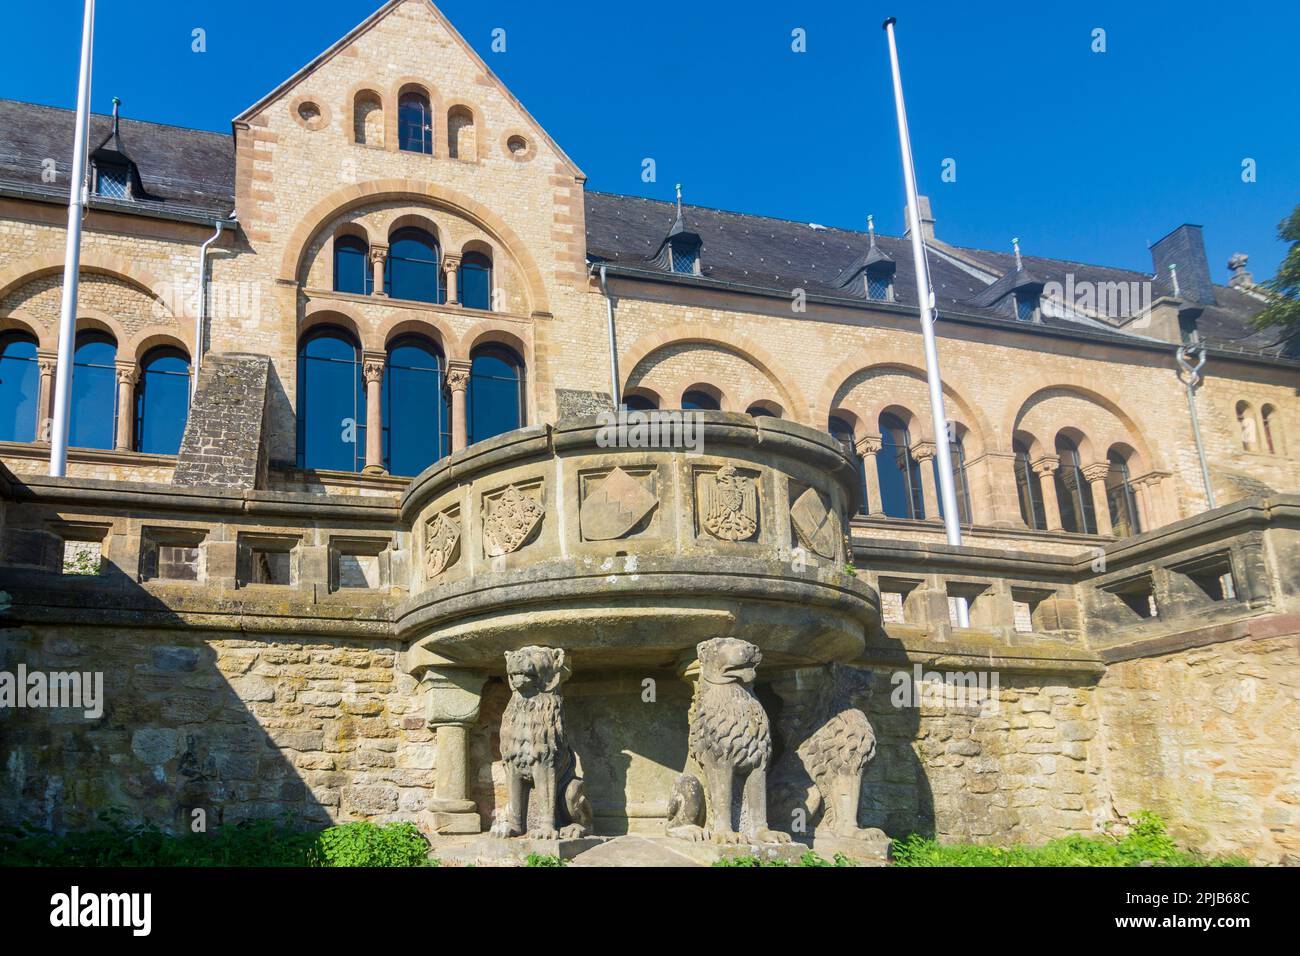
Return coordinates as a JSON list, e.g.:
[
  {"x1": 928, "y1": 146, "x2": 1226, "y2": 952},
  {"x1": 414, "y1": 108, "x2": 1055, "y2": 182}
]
[
  {"x1": 445, "y1": 360, "x2": 471, "y2": 392},
  {"x1": 114, "y1": 362, "x2": 139, "y2": 386},
  {"x1": 854, "y1": 433, "x2": 883, "y2": 456},
  {"x1": 362, "y1": 351, "x2": 386, "y2": 384},
  {"x1": 421, "y1": 667, "x2": 490, "y2": 727},
  {"x1": 1030, "y1": 454, "x2": 1060, "y2": 477},
  {"x1": 1131, "y1": 470, "x2": 1171, "y2": 489},
  {"x1": 909, "y1": 439, "x2": 937, "y2": 463},
  {"x1": 442, "y1": 252, "x2": 463, "y2": 271},
  {"x1": 367, "y1": 242, "x2": 389, "y2": 263},
  {"x1": 1081, "y1": 461, "x2": 1111, "y2": 483}
]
